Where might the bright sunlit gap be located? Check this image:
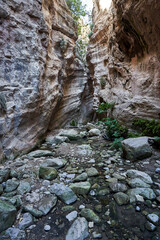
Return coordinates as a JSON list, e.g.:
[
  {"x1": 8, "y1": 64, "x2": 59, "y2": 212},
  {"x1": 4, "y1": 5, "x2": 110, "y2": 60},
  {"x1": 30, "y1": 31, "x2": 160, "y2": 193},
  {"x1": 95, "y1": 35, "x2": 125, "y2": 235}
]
[{"x1": 100, "y1": 0, "x2": 112, "y2": 10}]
